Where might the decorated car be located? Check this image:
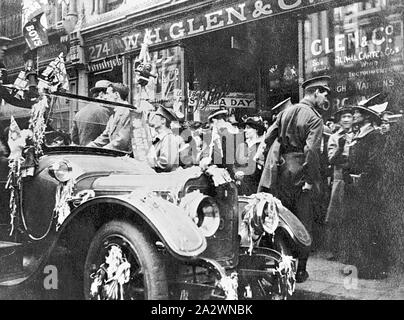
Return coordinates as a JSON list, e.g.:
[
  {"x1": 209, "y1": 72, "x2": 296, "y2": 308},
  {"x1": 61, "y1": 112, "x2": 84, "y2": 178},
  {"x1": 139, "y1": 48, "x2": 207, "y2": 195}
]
[{"x1": 0, "y1": 54, "x2": 307, "y2": 300}]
